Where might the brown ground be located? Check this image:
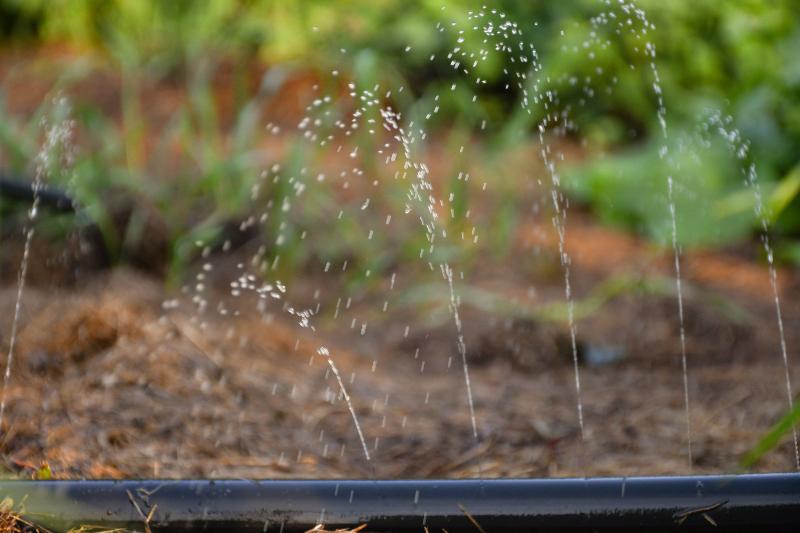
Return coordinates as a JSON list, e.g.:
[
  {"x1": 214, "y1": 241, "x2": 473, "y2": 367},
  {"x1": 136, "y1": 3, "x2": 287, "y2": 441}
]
[
  {"x1": 0, "y1": 213, "x2": 798, "y2": 480},
  {"x1": 1, "y1": 47, "x2": 799, "y2": 480}
]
